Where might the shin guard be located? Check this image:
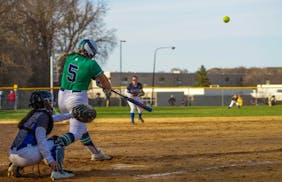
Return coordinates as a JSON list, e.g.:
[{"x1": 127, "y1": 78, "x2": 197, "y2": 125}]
[{"x1": 58, "y1": 132, "x2": 75, "y2": 147}]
